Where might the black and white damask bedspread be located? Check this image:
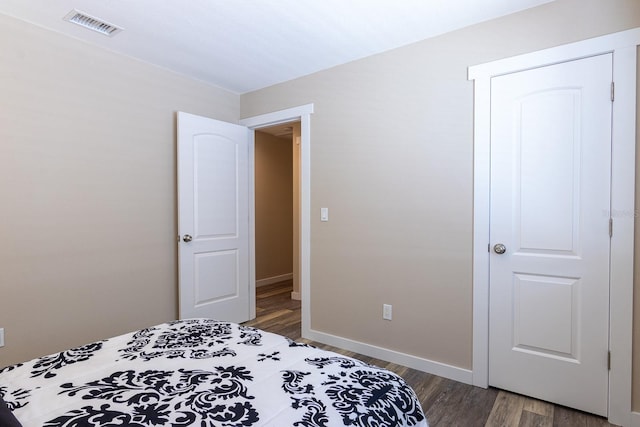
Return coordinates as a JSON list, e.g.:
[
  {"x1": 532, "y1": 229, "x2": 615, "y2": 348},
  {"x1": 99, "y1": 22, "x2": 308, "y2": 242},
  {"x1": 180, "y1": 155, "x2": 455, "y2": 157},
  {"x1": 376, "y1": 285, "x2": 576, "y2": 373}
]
[{"x1": 0, "y1": 319, "x2": 427, "y2": 426}]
